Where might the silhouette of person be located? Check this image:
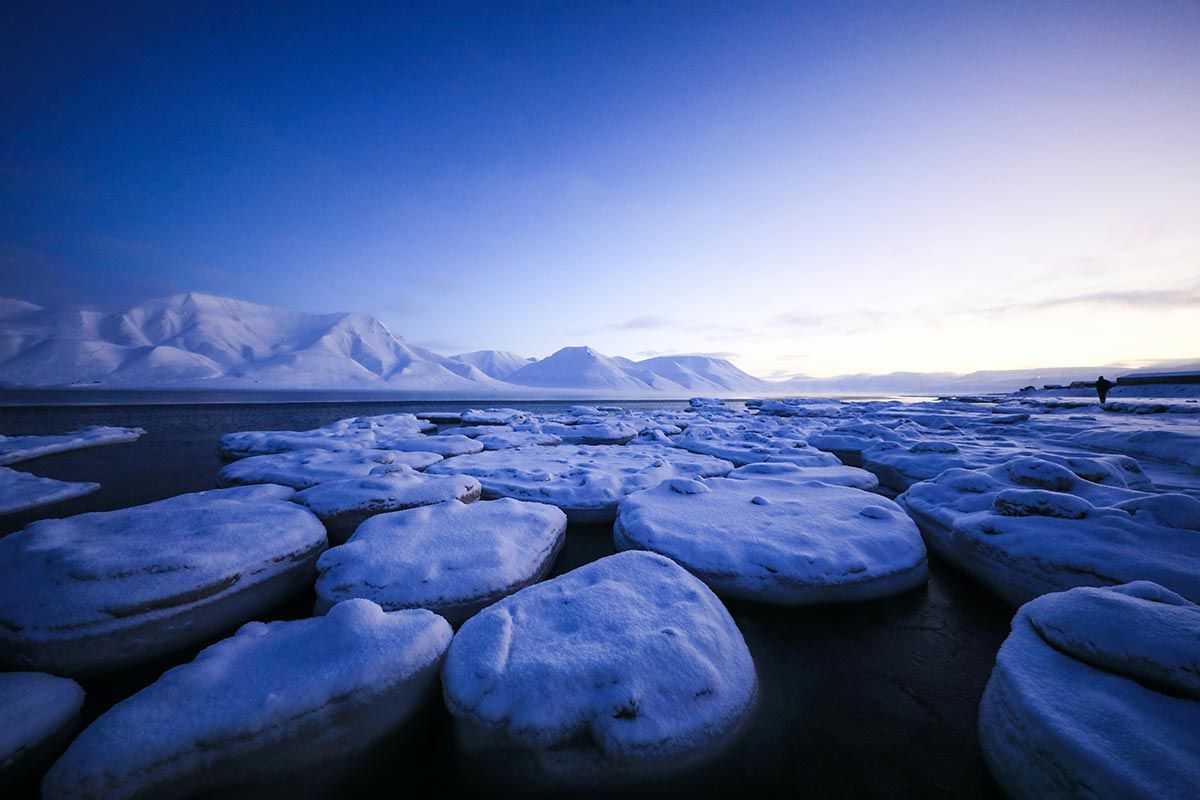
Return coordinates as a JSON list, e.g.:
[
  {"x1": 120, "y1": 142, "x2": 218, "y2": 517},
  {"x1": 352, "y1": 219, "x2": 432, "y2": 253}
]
[{"x1": 1095, "y1": 376, "x2": 1113, "y2": 403}]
